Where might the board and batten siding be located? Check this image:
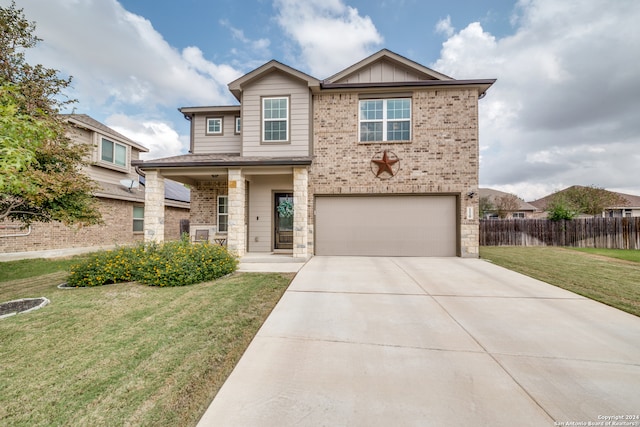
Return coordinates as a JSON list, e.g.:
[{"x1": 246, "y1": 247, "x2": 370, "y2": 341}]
[
  {"x1": 241, "y1": 71, "x2": 311, "y2": 157},
  {"x1": 336, "y1": 59, "x2": 434, "y2": 84},
  {"x1": 191, "y1": 113, "x2": 242, "y2": 154}
]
